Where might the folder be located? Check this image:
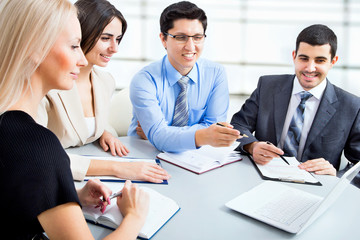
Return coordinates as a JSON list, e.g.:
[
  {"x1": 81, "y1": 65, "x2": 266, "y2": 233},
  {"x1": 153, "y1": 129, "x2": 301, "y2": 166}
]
[{"x1": 249, "y1": 155, "x2": 321, "y2": 186}]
